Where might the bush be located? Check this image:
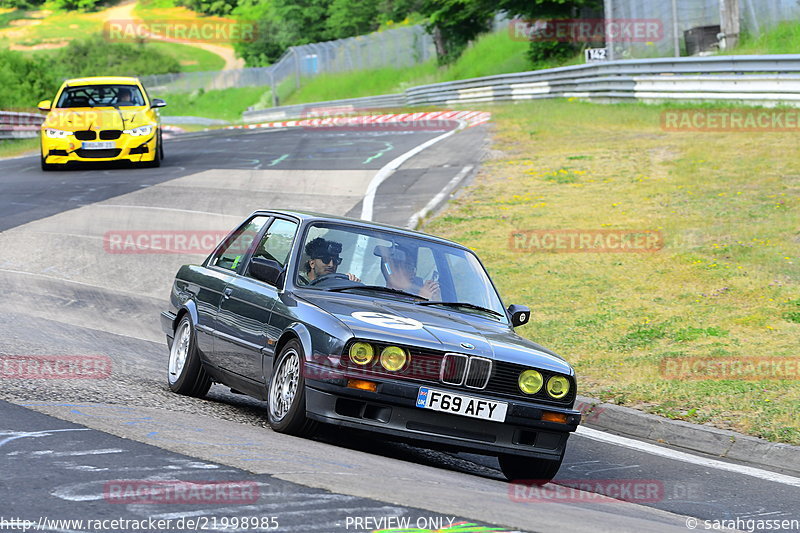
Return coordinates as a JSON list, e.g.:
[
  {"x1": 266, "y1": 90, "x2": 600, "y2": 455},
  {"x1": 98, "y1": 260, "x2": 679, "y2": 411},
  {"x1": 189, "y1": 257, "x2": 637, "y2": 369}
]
[
  {"x1": 527, "y1": 40, "x2": 579, "y2": 64},
  {"x1": 0, "y1": 49, "x2": 59, "y2": 108},
  {"x1": 45, "y1": 35, "x2": 182, "y2": 78},
  {"x1": 50, "y1": 0, "x2": 104, "y2": 11}
]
